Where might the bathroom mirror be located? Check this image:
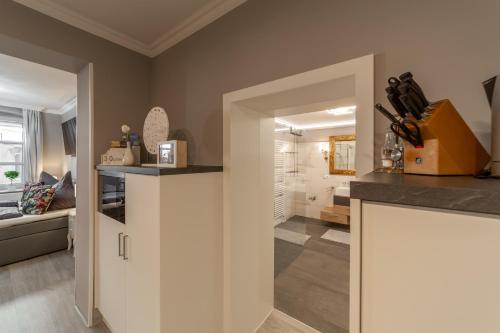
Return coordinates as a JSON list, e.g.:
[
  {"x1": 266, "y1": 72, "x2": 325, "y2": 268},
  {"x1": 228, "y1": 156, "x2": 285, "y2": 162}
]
[{"x1": 329, "y1": 135, "x2": 356, "y2": 175}]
